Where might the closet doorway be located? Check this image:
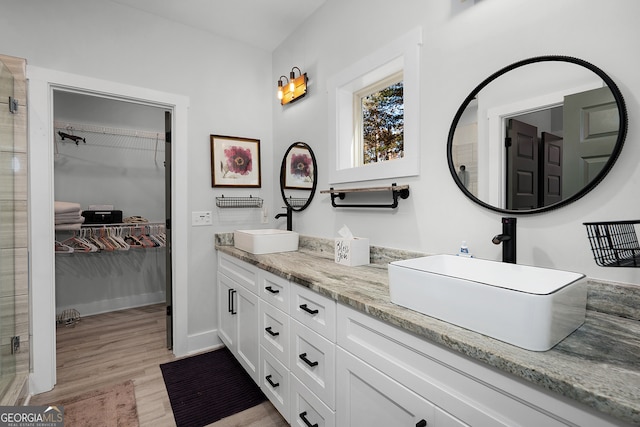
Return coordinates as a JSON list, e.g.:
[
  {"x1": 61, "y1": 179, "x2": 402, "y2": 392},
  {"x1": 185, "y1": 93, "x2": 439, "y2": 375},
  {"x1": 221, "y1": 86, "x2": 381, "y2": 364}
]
[{"x1": 52, "y1": 90, "x2": 172, "y2": 348}]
